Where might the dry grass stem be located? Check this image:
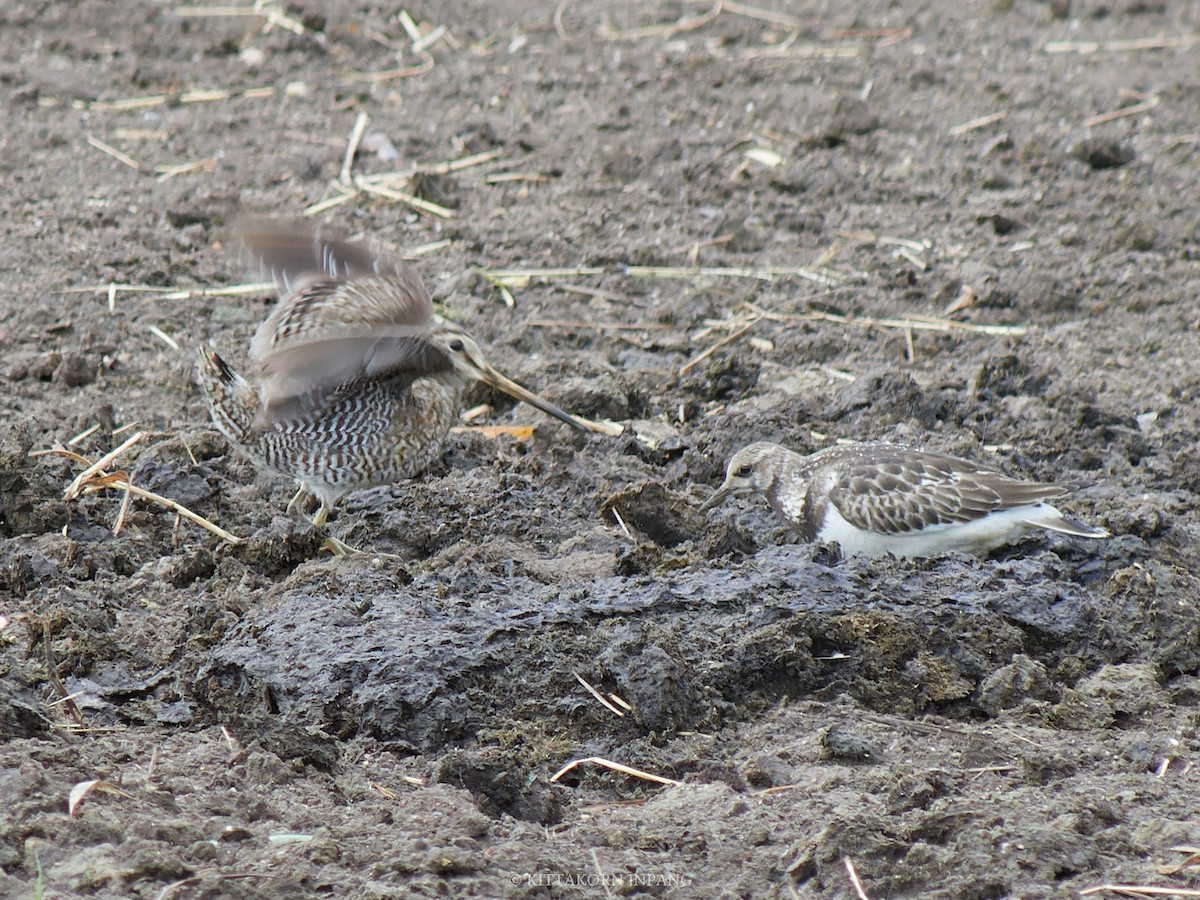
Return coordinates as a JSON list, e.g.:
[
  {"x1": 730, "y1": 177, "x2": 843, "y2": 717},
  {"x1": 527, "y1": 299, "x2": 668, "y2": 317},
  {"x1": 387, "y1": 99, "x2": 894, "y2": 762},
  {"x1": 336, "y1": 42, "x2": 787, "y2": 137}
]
[
  {"x1": 398, "y1": 9, "x2": 438, "y2": 45},
  {"x1": 844, "y1": 857, "x2": 871, "y2": 900},
  {"x1": 628, "y1": 265, "x2": 770, "y2": 281},
  {"x1": 354, "y1": 180, "x2": 455, "y2": 218},
  {"x1": 573, "y1": 672, "x2": 627, "y2": 717},
  {"x1": 340, "y1": 112, "x2": 370, "y2": 185},
  {"x1": 608, "y1": 692, "x2": 632, "y2": 711},
  {"x1": 671, "y1": 233, "x2": 734, "y2": 259},
  {"x1": 1083, "y1": 94, "x2": 1160, "y2": 127},
  {"x1": 627, "y1": 264, "x2": 845, "y2": 286},
  {"x1": 351, "y1": 148, "x2": 501, "y2": 182},
  {"x1": 88, "y1": 86, "x2": 275, "y2": 111},
  {"x1": 155, "y1": 158, "x2": 217, "y2": 181},
  {"x1": 714, "y1": 0, "x2": 810, "y2": 30},
  {"x1": 113, "y1": 128, "x2": 169, "y2": 141},
  {"x1": 146, "y1": 325, "x2": 180, "y2": 351},
  {"x1": 1080, "y1": 886, "x2": 1200, "y2": 897},
  {"x1": 449, "y1": 425, "x2": 536, "y2": 441},
  {"x1": 410, "y1": 23, "x2": 449, "y2": 54},
  {"x1": 426, "y1": 147, "x2": 505, "y2": 173},
  {"x1": 835, "y1": 230, "x2": 930, "y2": 254},
  {"x1": 172, "y1": 4, "x2": 305, "y2": 34},
  {"x1": 485, "y1": 172, "x2": 549, "y2": 184},
  {"x1": 1158, "y1": 846, "x2": 1200, "y2": 877},
  {"x1": 67, "y1": 423, "x2": 102, "y2": 446},
  {"x1": 599, "y1": 0, "x2": 723, "y2": 41},
  {"x1": 454, "y1": 414, "x2": 621, "y2": 438},
  {"x1": 62, "y1": 283, "x2": 184, "y2": 296},
  {"x1": 142, "y1": 282, "x2": 276, "y2": 302},
  {"x1": 65, "y1": 281, "x2": 275, "y2": 305},
  {"x1": 588, "y1": 849, "x2": 615, "y2": 900},
  {"x1": 312, "y1": 146, "x2": 498, "y2": 216},
  {"x1": 1045, "y1": 34, "x2": 1198, "y2": 54},
  {"x1": 744, "y1": 305, "x2": 1027, "y2": 337},
  {"x1": 85, "y1": 135, "x2": 142, "y2": 171},
  {"x1": 69, "y1": 779, "x2": 134, "y2": 817},
  {"x1": 396, "y1": 9, "x2": 421, "y2": 41},
  {"x1": 947, "y1": 111, "x2": 1007, "y2": 135},
  {"x1": 481, "y1": 267, "x2": 607, "y2": 286},
  {"x1": 114, "y1": 480, "x2": 134, "y2": 535},
  {"x1": 681, "y1": 315, "x2": 764, "y2": 376},
  {"x1": 527, "y1": 320, "x2": 668, "y2": 332},
  {"x1": 112, "y1": 481, "x2": 242, "y2": 543},
  {"x1": 458, "y1": 404, "x2": 492, "y2": 422},
  {"x1": 34, "y1": 439, "x2": 243, "y2": 545},
  {"x1": 44, "y1": 621, "x2": 84, "y2": 728},
  {"x1": 304, "y1": 189, "x2": 357, "y2": 217},
  {"x1": 610, "y1": 507, "x2": 634, "y2": 541},
  {"x1": 819, "y1": 366, "x2": 857, "y2": 384},
  {"x1": 893, "y1": 246, "x2": 929, "y2": 270},
  {"x1": 550, "y1": 756, "x2": 682, "y2": 786},
  {"x1": 51, "y1": 432, "x2": 147, "y2": 500},
  {"x1": 405, "y1": 239, "x2": 452, "y2": 258}
]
